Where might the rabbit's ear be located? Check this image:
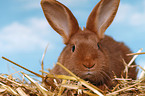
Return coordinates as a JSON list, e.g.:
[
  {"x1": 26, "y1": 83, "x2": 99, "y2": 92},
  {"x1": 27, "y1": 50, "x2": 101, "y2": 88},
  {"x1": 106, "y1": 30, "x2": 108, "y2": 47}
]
[
  {"x1": 41, "y1": 0, "x2": 79, "y2": 44},
  {"x1": 86, "y1": 0, "x2": 120, "y2": 39}
]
